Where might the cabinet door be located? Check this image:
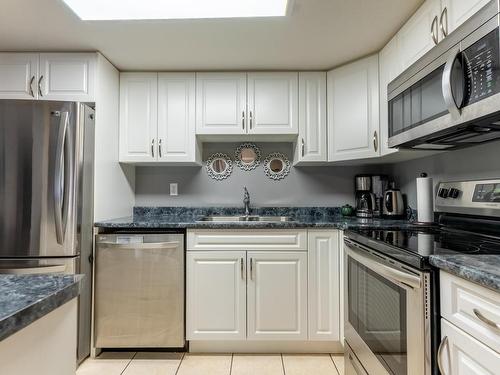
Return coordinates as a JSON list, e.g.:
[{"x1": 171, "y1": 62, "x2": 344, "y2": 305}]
[
  {"x1": 295, "y1": 72, "x2": 327, "y2": 164},
  {"x1": 441, "y1": 0, "x2": 490, "y2": 36},
  {"x1": 439, "y1": 319, "x2": 500, "y2": 375},
  {"x1": 379, "y1": 37, "x2": 403, "y2": 156},
  {"x1": 39, "y1": 53, "x2": 96, "y2": 101},
  {"x1": 247, "y1": 251, "x2": 307, "y2": 340},
  {"x1": 158, "y1": 73, "x2": 199, "y2": 163},
  {"x1": 186, "y1": 251, "x2": 246, "y2": 340},
  {"x1": 308, "y1": 230, "x2": 340, "y2": 341},
  {"x1": 327, "y1": 55, "x2": 380, "y2": 162},
  {"x1": 398, "y1": 0, "x2": 441, "y2": 70},
  {"x1": 0, "y1": 53, "x2": 39, "y2": 100},
  {"x1": 247, "y1": 72, "x2": 298, "y2": 135},
  {"x1": 196, "y1": 73, "x2": 247, "y2": 135},
  {"x1": 119, "y1": 73, "x2": 158, "y2": 163}
]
